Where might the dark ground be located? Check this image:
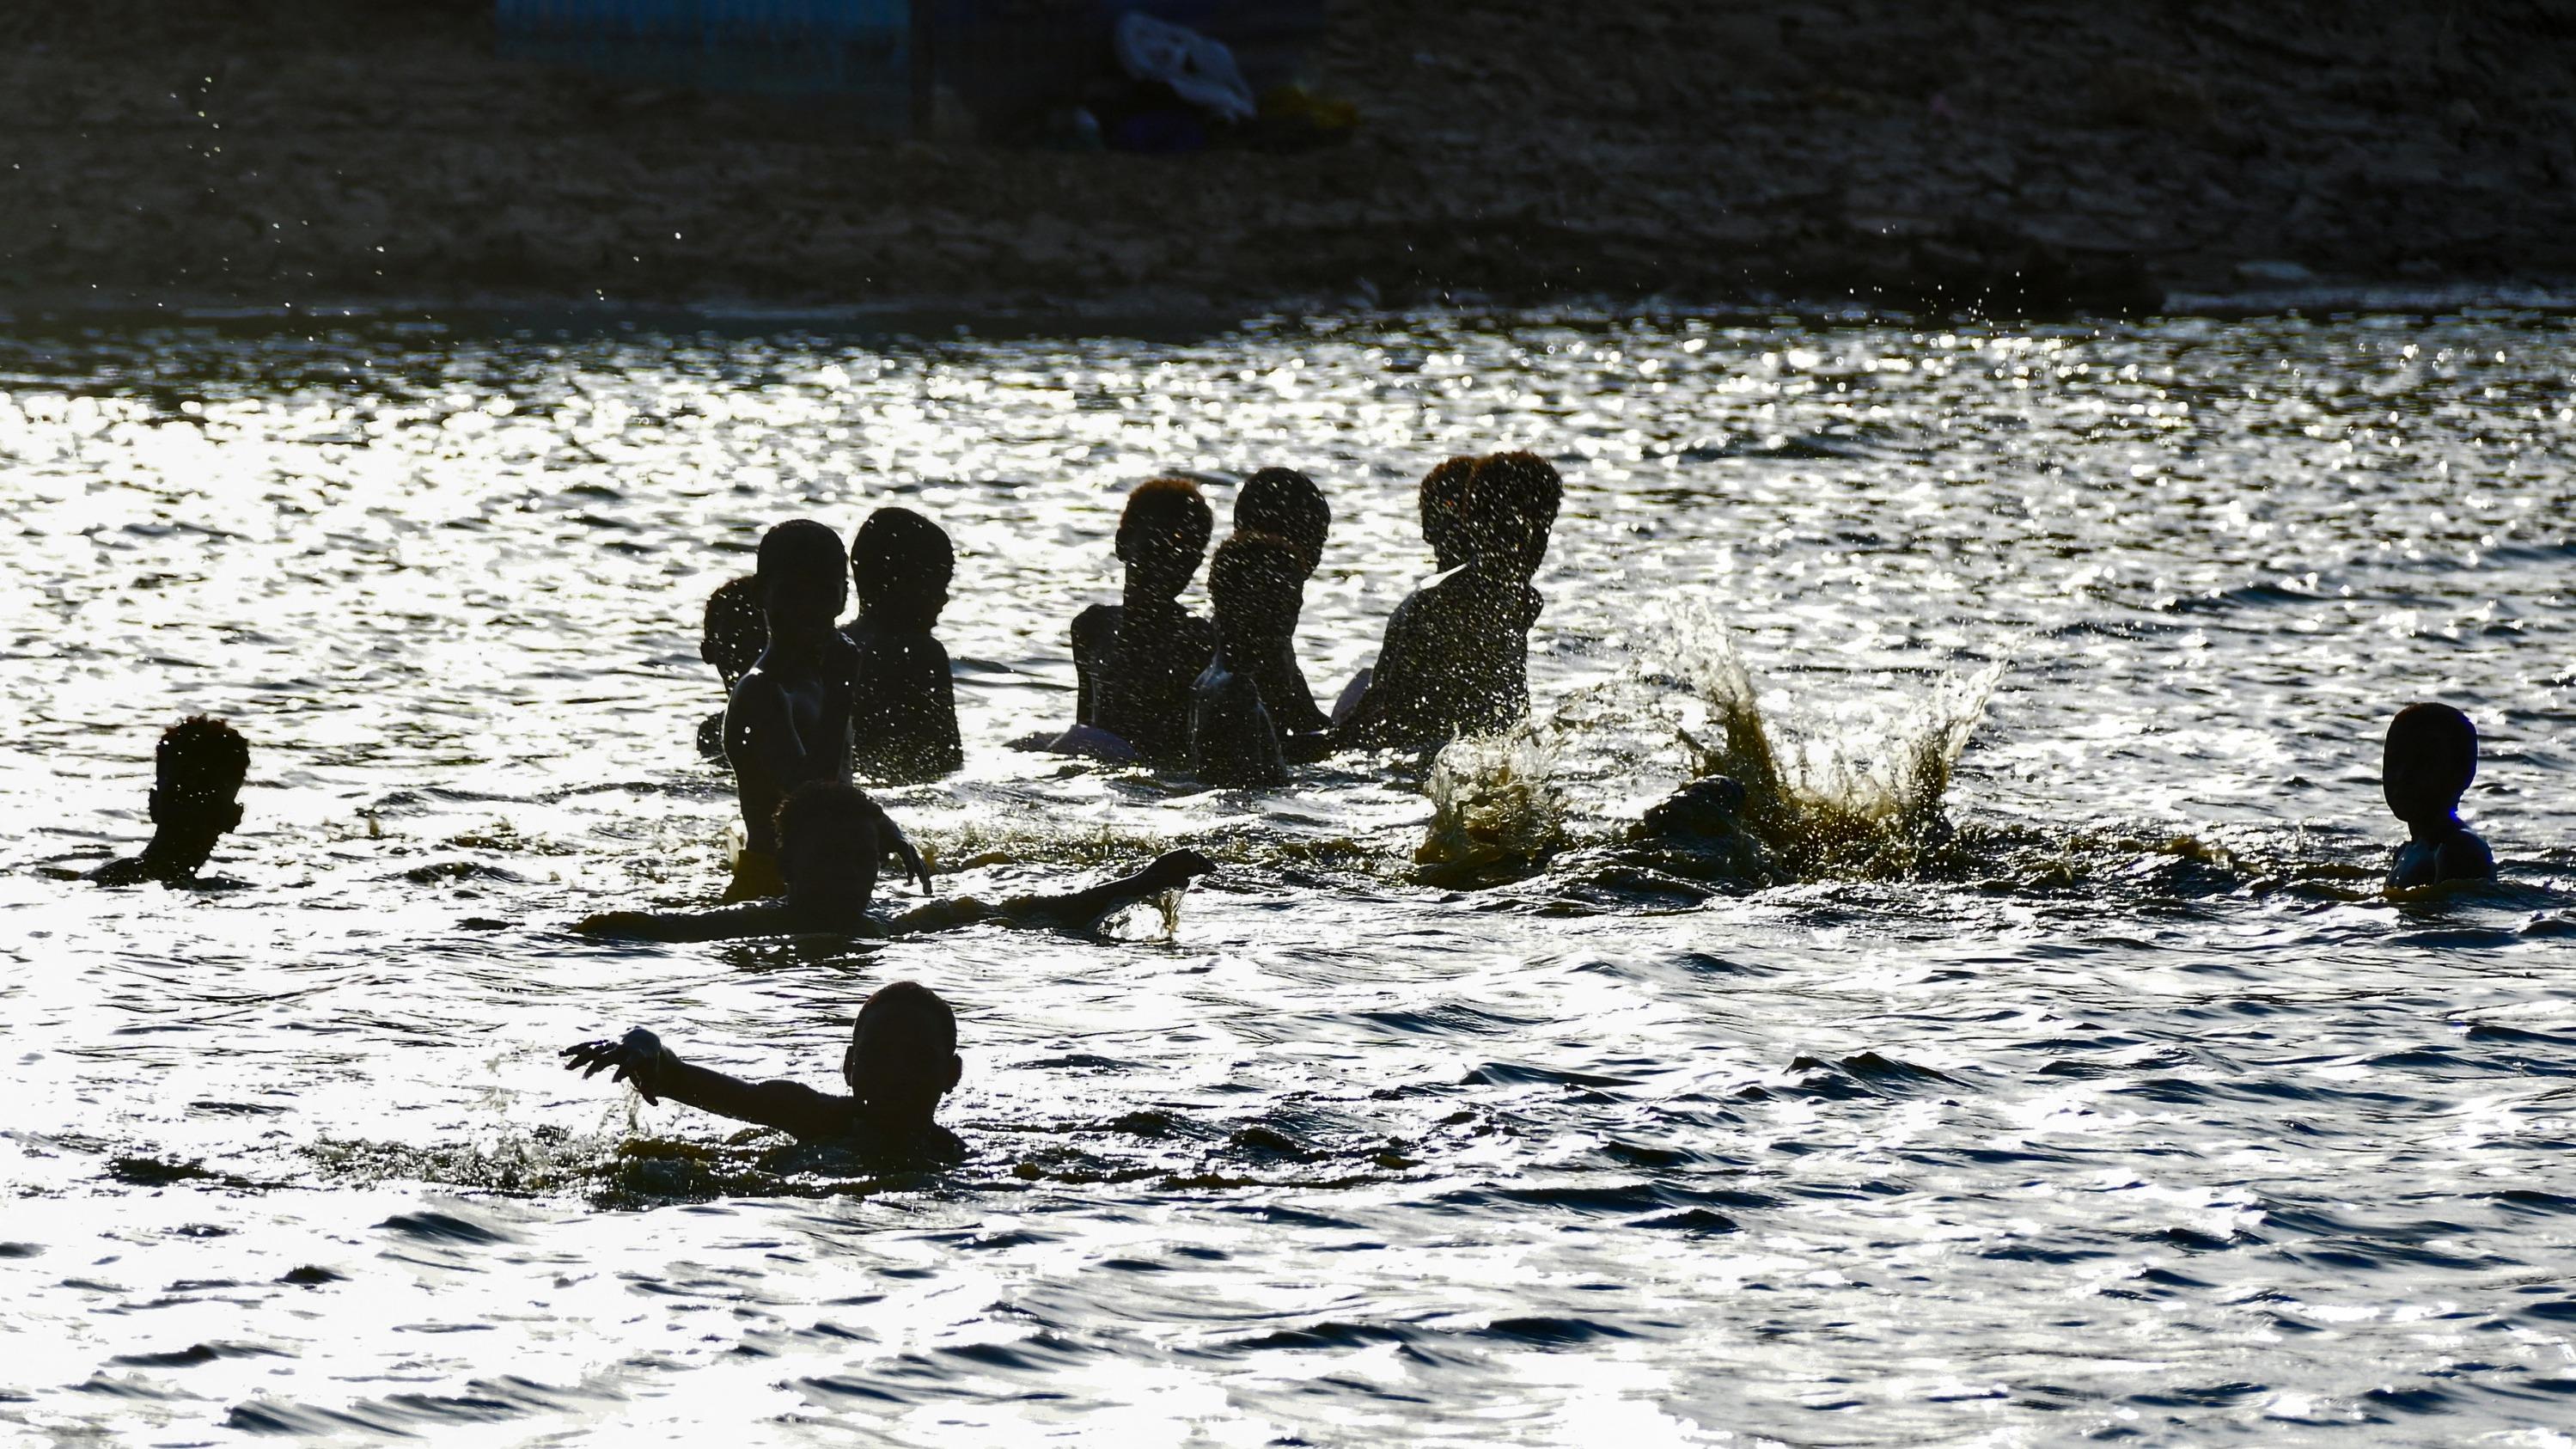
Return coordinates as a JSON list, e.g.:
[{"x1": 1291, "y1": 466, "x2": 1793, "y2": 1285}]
[{"x1": 7, "y1": 1, "x2": 2576, "y2": 319}]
